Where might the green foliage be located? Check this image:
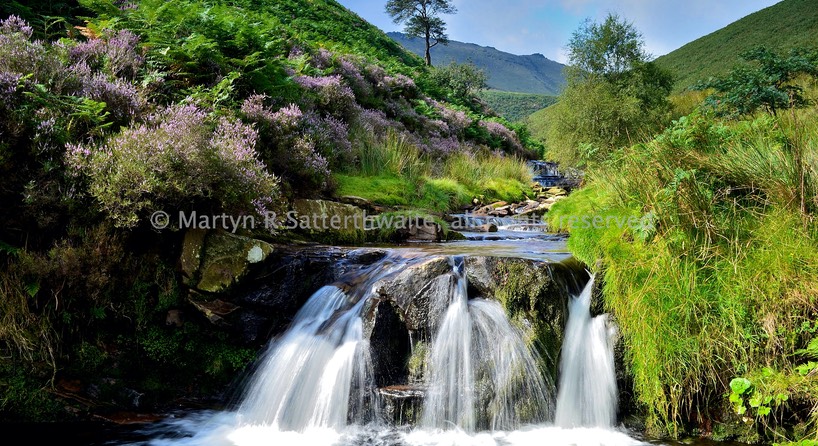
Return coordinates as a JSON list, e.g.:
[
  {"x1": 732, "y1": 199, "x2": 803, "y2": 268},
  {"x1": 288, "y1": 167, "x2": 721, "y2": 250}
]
[
  {"x1": 0, "y1": 362, "x2": 63, "y2": 421},
  {"x1": 655, "y1": 0, "x2": 818, "y2": 91},
  {"x1": 478, "y1": 91, "x2": 556, "y2": 122},
  {"x1": 386, "y1": 0, "x2": 456, "y2": 66},
  {"x1": 67, "y1": 104, "x2": 281, "y2": 228},
  {"x1": 546, "y1": 105, "x2": 818, "y2": 439},
  {"x1": 336, "y1": 131, "x2": 532, "y2": 212},
  {"x1": 568, "y1": 14, "x2": 647, "y2": 80},
  {"x1": 529, "y1": 14, "x2": 673, "y2": 167},
  {"x1": 698, "y1": 46, "x2": 818, "y2": 116},
  {"x1": 428, "y1": 61, "x2": 487, "y2": 102}
]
